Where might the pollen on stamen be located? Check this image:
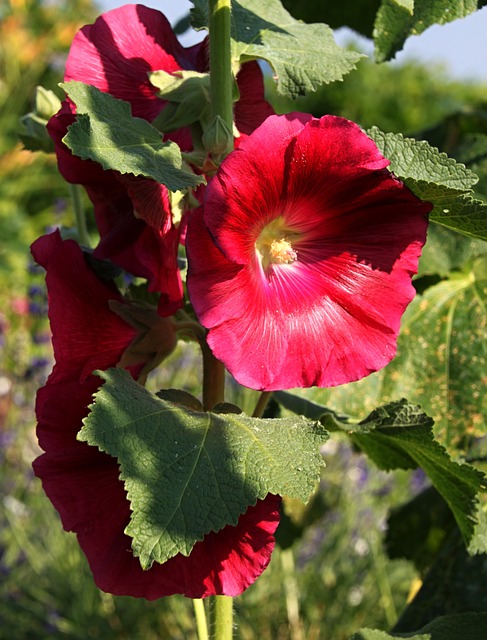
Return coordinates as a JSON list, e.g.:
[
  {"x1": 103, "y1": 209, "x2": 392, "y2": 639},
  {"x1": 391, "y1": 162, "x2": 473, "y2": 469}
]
[{"x1": 269, "y1": 238, "x2": 298, "y2": 264}]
